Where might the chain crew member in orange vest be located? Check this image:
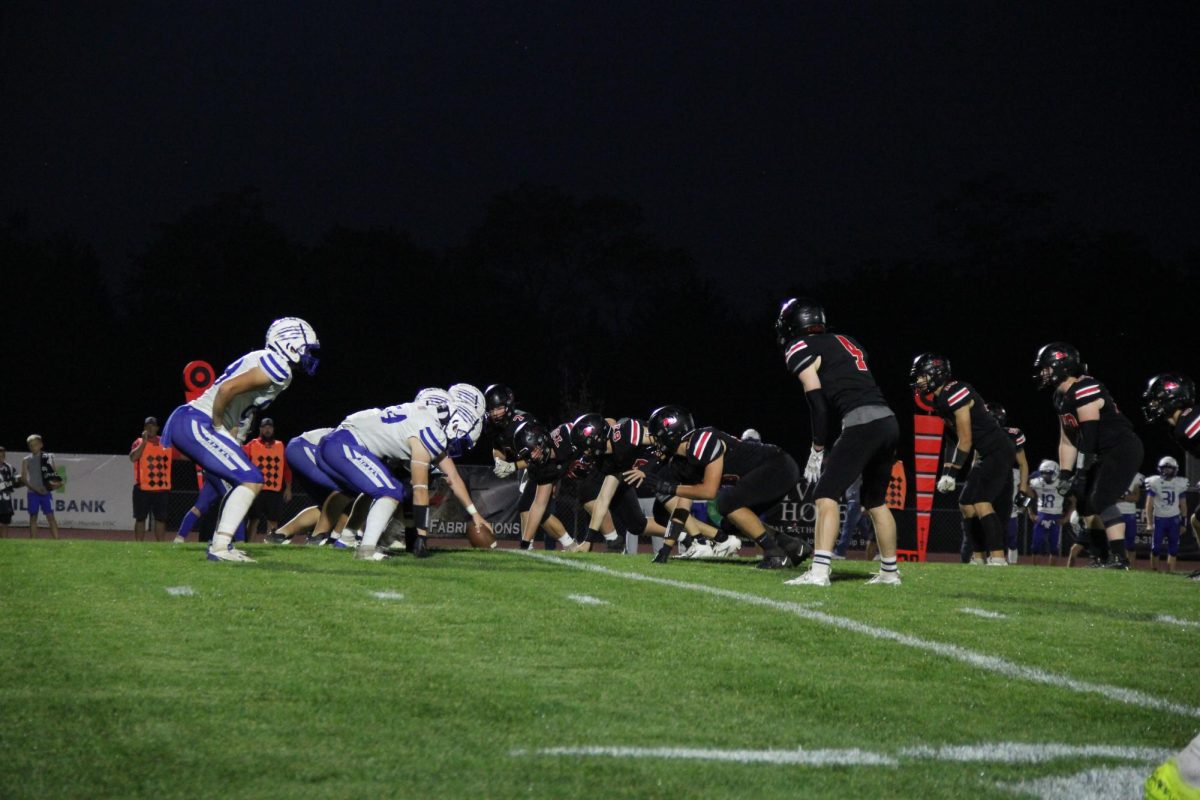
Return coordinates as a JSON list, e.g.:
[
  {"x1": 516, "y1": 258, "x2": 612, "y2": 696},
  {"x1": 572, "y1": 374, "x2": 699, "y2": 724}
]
[
  {"x1": 130, "y1": 416, "x2": 175, "y2": 542},
  {"x1": 243, "y1": 418, "x2": 292, "y2": 542}
]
